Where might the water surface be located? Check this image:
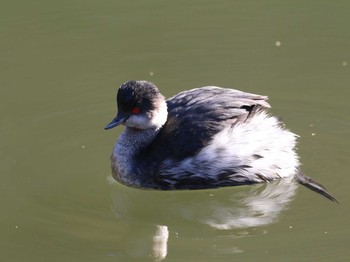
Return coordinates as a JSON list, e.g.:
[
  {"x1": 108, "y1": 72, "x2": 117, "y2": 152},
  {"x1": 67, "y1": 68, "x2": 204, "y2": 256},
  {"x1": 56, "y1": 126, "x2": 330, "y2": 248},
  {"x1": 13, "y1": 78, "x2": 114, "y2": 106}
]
[{"x1": 1, "y1": 0, "x2": 349, "y2": 261}]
